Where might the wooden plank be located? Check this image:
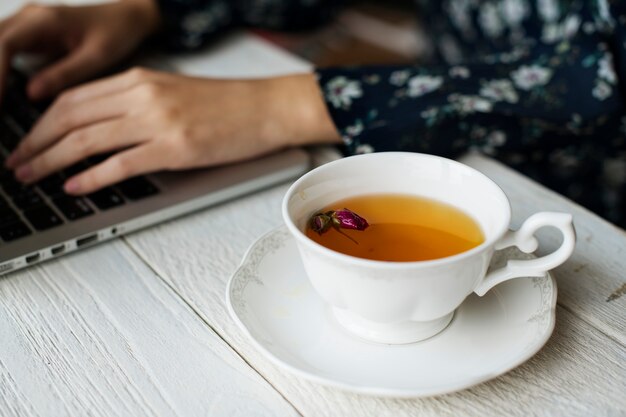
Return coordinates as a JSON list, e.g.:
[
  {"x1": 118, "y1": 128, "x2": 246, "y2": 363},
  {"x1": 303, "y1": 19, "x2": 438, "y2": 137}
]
[
  {"x1": 124, "y1": 162, "x2": 626, "y2": 416},
  {"x1": 0, "y1": 241, "x2": 300, "y2": 417},
  {"x1": 460, "y1": 153, "x2": 626, "y2": 345}
]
